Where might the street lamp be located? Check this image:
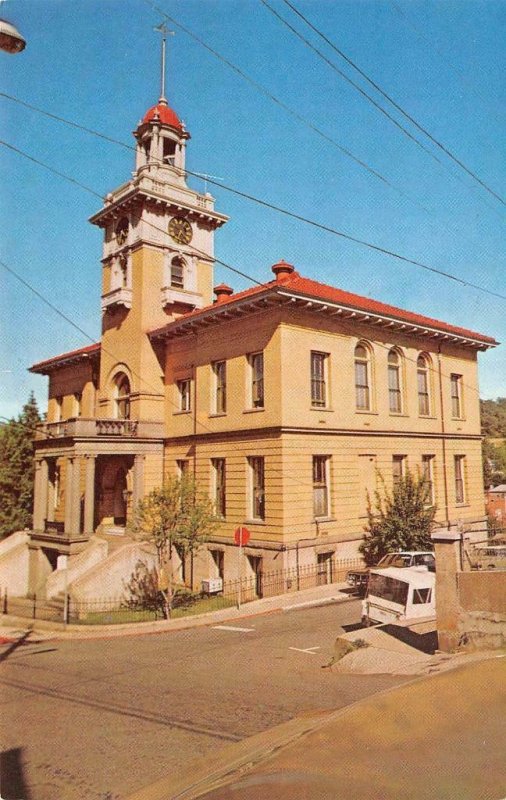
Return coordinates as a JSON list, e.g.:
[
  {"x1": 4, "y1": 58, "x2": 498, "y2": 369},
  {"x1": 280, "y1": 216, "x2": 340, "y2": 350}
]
[{"x1": 0, "y1": 18, "x2": 26, "y2": 53}]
